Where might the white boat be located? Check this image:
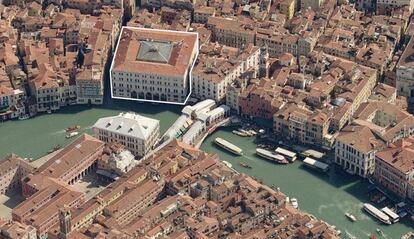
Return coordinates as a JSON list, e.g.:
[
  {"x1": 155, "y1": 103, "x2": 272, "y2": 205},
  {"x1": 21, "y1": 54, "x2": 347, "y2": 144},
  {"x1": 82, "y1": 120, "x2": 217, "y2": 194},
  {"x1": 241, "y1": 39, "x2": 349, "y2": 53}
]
[
  {"x1": 18, "y1": 114, "x2": 30, "y2": 120},
  {"x1": 381, "y1": 207, "x2": 399, "y2": 223},
  {"x1": 66, "y1": 131, "x2": 79, "y2": 139},
  {"x1": 303, "y1": 157, "x2": 329, "y2": 173},
  {"x1": 363, "y1": 203, "x2": 391, "y2": 225},
  {"x1": 47, "y1": 110, "x2": 52, "y2": 114},
  {"x1": 248, "y1": 130, "x2": 257, "y2": 135},
  {"x1": 214, "y1": 138, "x2": 243, "y2": 156},
  {"x1": 232, "y1": 130, "x2": 248, "y2": 137},
  {"x1": 239, "y1": 129, "x2": 252, "y2": 136},
  {"x1": 222, "y1": 161, "x2": 232, "y2": 168},
  {"x1": 345, "y1": 212, "x2": 357, "y2": 222},
  {"x1": 275, "y1": 147, "x2": 297, "y2": 162},
  {"x1": 291, "y1": 198, "x2": 298, "y2": 209},
  {"x1": 256, "y1": 148, "x2": 289, "y2": 164}
]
